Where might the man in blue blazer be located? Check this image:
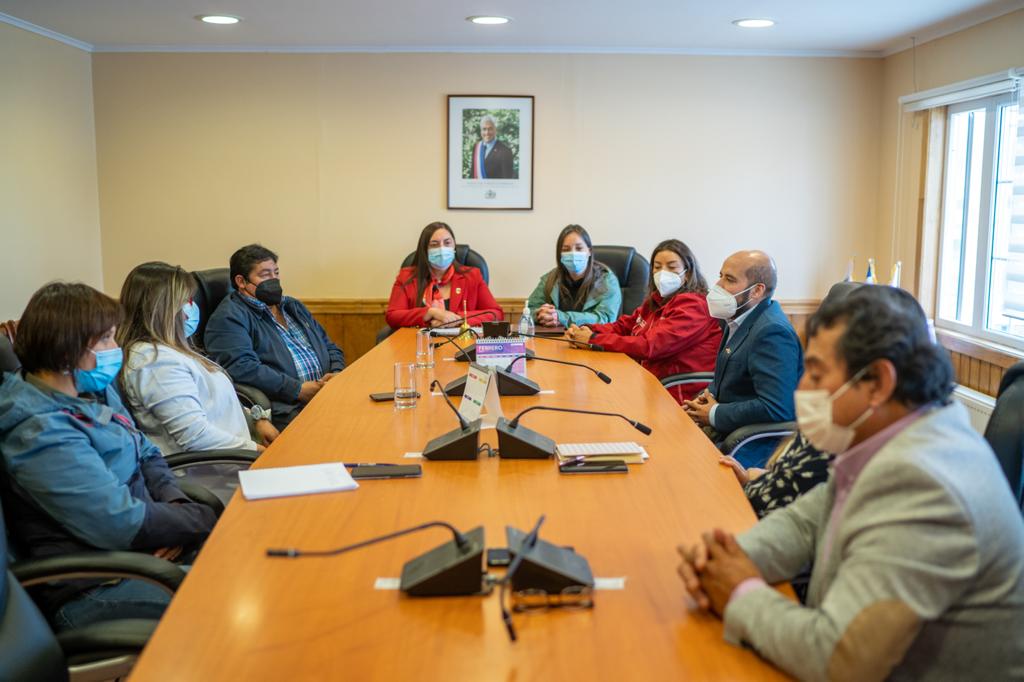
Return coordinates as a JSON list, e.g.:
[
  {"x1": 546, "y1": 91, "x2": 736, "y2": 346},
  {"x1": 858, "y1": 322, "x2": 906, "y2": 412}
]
[
  {"x1": 205, "y1": 244, "x2": 346, "y2": 431},
  {"x1": 683, "y1": 251, "x2": 802, "y2": 468}
]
